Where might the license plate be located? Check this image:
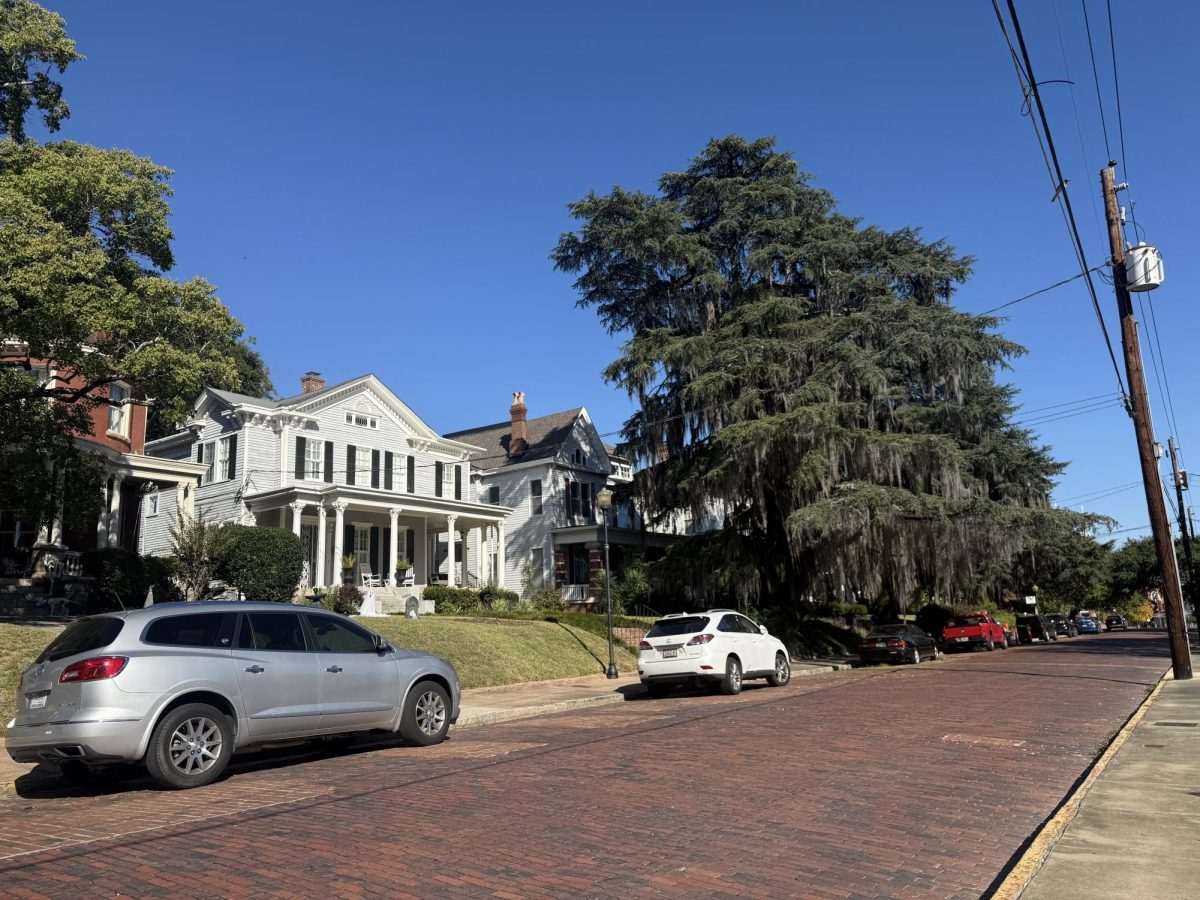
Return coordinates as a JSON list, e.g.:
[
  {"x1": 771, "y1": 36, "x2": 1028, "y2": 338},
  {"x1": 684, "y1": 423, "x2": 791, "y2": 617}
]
[
  {"x1": 28, "y1": 694, "x2": 47, "y2": 709},
  {"x1": 661, "y1": 648, "x2": 678, "y2": 659},
  {"x1": 875, "y1": 641, "x2": 886, "y2": 648},
  {"x1": 955, "y1": 636, "x2": 968, "y2": 642}
]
